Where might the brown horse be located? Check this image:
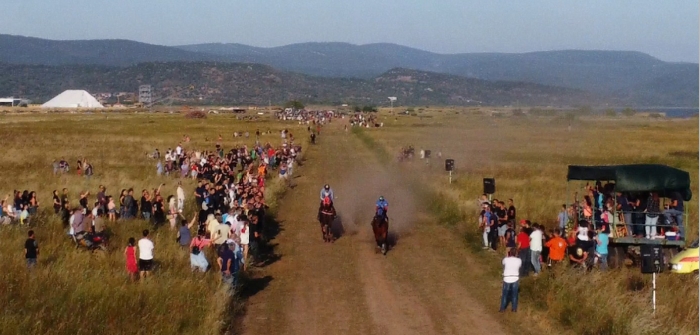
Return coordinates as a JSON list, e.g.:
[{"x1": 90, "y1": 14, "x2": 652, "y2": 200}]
[
  {"x1": 371, "y1": 215, "x2": 389, "y2": 255},
  {"x1": 318, "y1": 203, "x2": 336, "y2": 243}
]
